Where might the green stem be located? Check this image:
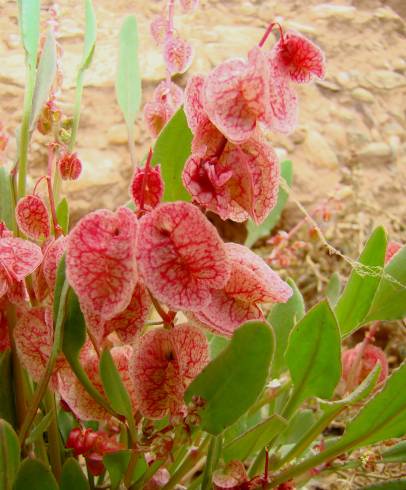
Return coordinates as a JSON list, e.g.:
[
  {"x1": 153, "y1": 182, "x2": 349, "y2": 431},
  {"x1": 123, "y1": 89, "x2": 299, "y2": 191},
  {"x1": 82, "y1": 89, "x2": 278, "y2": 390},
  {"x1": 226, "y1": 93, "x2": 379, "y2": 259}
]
[
  {"x1": 68, "y1": 71, "x2": 84, "y2": 152},
  {"x1": 123, "y1": 448, "x2": 139, "y2": 488},
  {"x1": 131, "y1": 459, "x2": 164, "y2": 490},
  {"x1": 18, "y1": 64, "x2": 36, "y2": 199},
  {"x1": 201, "y1": 435, "x2": 222, "y2": 490},
  {"x1": 44, "y1": 390, "x2": 62, "y2": 480},
  {"x1": 161, "y1": 435, "x2": 209, "y2": 490},
  {"x1": 18, "y1": 280, "x2": 69, "y2": 445},
  {"x1": 127, "y1": 121, "x2": 137, "y2": 169}
]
